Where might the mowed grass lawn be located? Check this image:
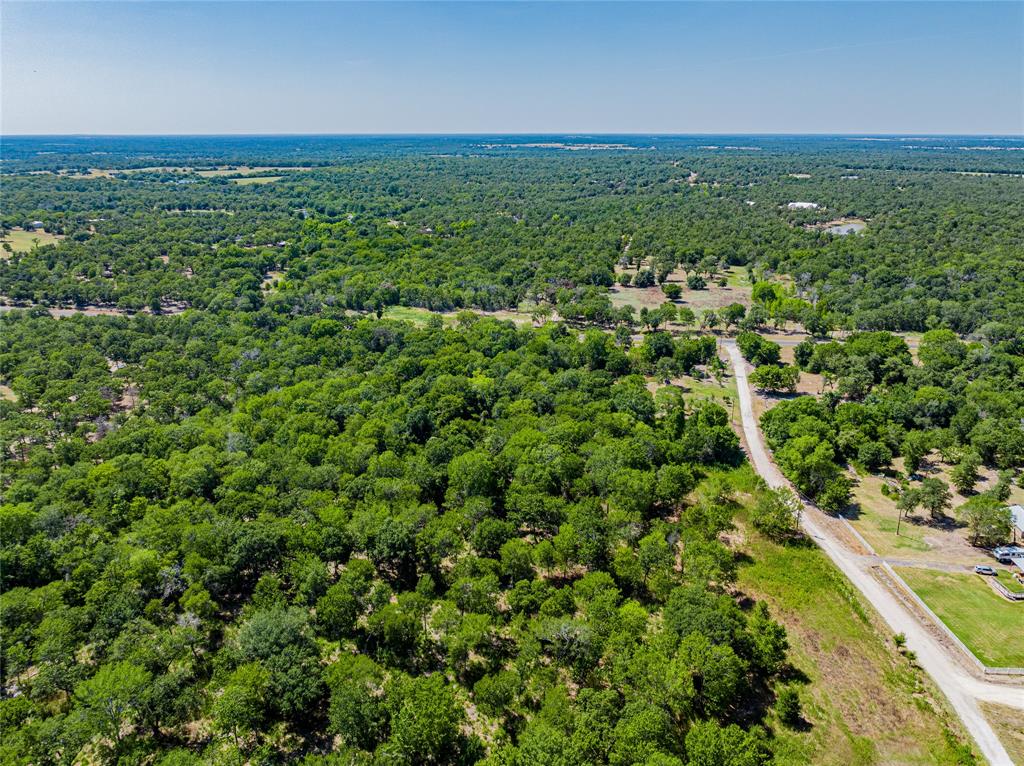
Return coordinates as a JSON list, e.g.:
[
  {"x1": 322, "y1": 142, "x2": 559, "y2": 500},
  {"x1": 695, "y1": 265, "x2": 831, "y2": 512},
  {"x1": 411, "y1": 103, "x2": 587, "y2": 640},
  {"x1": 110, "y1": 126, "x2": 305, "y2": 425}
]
[
  {"x1": 996, "y1": 569, "x2": 1024, "y2": 595},
  {"x1": 2, "y1": 228, "x2": 63, "y2": 253},
  {"x1": 895, "y1": 568, "x2": 1024, "y2": 668}
]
